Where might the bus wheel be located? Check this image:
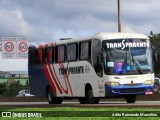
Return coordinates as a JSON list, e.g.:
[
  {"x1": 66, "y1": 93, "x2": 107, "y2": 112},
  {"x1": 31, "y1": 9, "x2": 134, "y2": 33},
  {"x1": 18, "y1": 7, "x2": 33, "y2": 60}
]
[
  {"x1": 79, "y1": 98, "x2": 86, "y2": 104},
  {"x1": 125, "y1": 95, "x2": 137, "y2": 103},
  {"x1": 154, "y1": 84, "x2": 159, "y2": 92},
  {"x1": 85, "y1": 85, "x2": 99, "y2": 104},
  {"x1": 47, "y1": 87, "x2": 63, "y2": 104}
]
